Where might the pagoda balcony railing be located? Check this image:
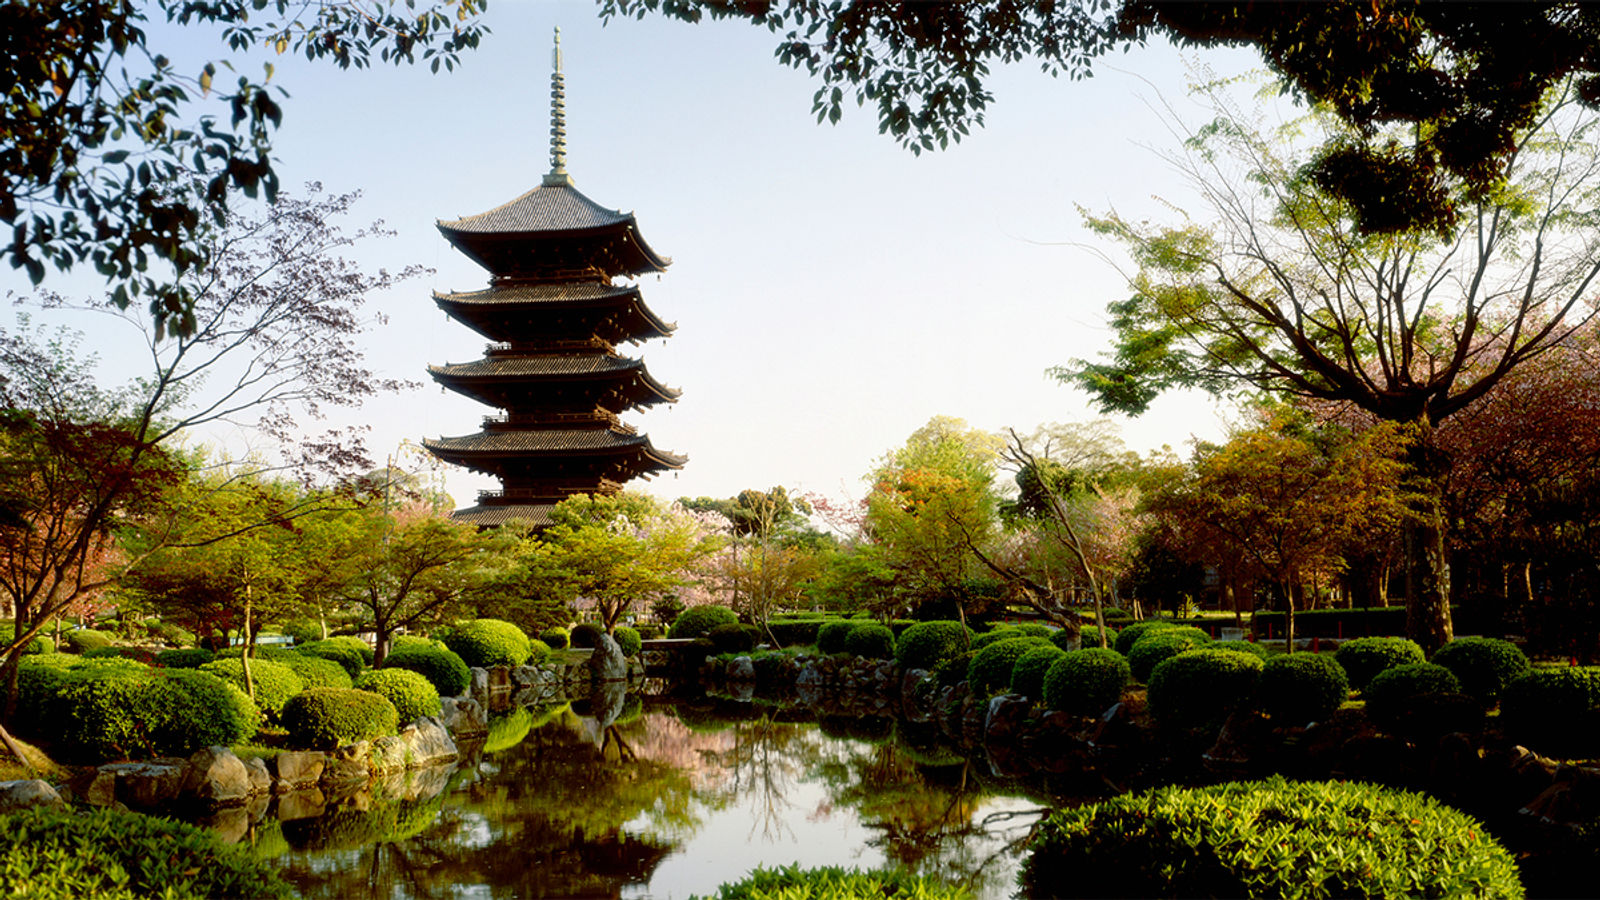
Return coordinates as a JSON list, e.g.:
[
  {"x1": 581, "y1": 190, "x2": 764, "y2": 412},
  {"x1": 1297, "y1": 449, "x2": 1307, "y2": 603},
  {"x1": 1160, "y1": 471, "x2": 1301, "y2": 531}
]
[
  {"x1": 481, "y1": 411, "x2": 629, "y2": 431},
  {"x1": 477, "y1": 488, "x2": 557, "y2": 504},
  {"x1": 485, "y1": 338, "x2": 611, "y2": 356}
]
